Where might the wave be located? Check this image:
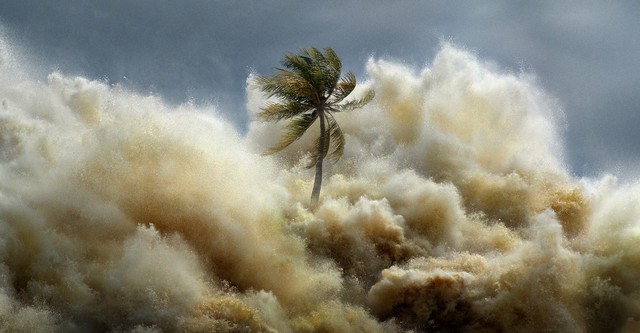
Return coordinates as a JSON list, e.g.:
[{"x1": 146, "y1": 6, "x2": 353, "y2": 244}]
[{"x1": 0, "y1": 38, "x2": 638, "y2": 332}]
